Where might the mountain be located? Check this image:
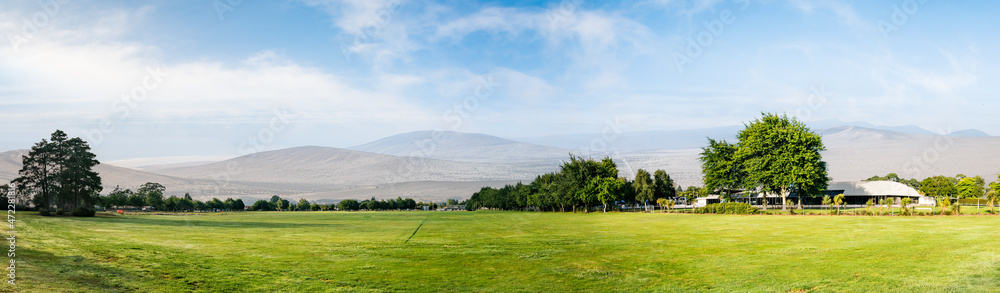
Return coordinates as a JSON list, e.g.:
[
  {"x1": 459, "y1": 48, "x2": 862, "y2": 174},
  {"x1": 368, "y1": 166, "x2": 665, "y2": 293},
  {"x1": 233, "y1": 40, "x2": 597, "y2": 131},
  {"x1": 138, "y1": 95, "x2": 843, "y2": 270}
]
[
  {"x1": 0, "y1": 149, "x2": 250, "y2": 197},
  {"x1": 808, "y1": 119, "x2": 938, "y2": 136},
  {"x1": 947, "y1": 129, "x2": 991, "y2": 137},
  {"x1": 349, "y1": 131, "x2": 569, "y2": 162},
  {"x1": 820, "y1": 126, "x2": 924, "y2": 141},
  {"x1": 515, "y1": 125, "x2": 742, "y2": 152},
  {"x1": 149, "y1": 146, "x2": 559, "y2": 199}
]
